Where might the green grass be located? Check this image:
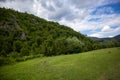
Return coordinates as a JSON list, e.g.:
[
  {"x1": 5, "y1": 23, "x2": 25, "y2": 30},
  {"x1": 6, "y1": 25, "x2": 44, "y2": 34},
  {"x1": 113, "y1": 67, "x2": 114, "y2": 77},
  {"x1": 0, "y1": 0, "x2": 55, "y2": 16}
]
[{"x1": 0, "y1": 47, "x2": 120, "y2": 80}]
